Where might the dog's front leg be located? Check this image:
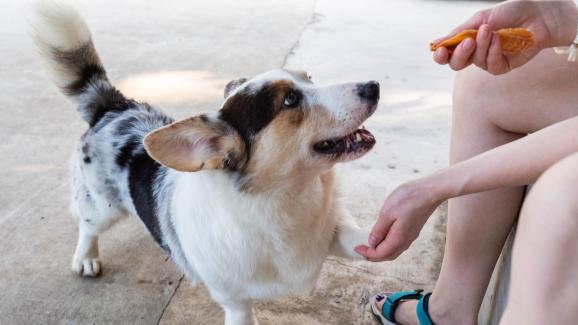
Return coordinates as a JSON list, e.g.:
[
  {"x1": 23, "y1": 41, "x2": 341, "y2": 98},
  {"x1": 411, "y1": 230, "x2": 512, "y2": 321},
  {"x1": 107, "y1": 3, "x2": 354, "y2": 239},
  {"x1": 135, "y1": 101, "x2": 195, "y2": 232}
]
[
  {"x1": 329, "y1": 210, "x2": 371, "y2": 260},
  {"x1": 221, "y1": 299, "x2": 258, "y2": 325}
]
